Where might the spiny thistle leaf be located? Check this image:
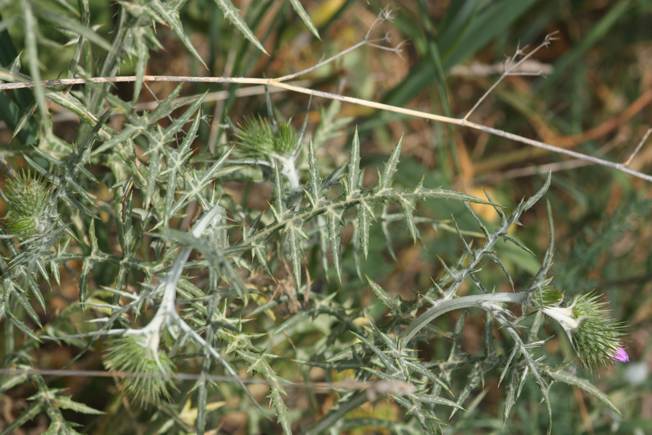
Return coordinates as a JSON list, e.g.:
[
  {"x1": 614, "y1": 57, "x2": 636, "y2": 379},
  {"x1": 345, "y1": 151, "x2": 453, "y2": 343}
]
[
  {"x1": 348, "y1": 127, "x2": 361, "y2": 196},
  {"x1": 380, "y1": 137, "x2": 402, "y2": 190},
  {"x1": 327, "y1": 209, "x2": 342, "y2": 283},
  {"x1": 147, "y1": 0, "x2": 208, "y2": 69},
  {"x1": 546, "y1": 369, "x2": 620, "y2": 414},
  {"x1": 307, "y1": 139, "x2": 321, "y2": 205},
  {"x1": 286, "y1": 221, "x2": 303, "y2": 290},
  {"x1": 212, "y1": 0, "x2": 268, "y2": 54},
  {"x1": 357, "y1": 201, "x2": 370, "y2": 259},
  {"x1": 287, "y1": 0, "x2": 320, "y2": 39}
]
